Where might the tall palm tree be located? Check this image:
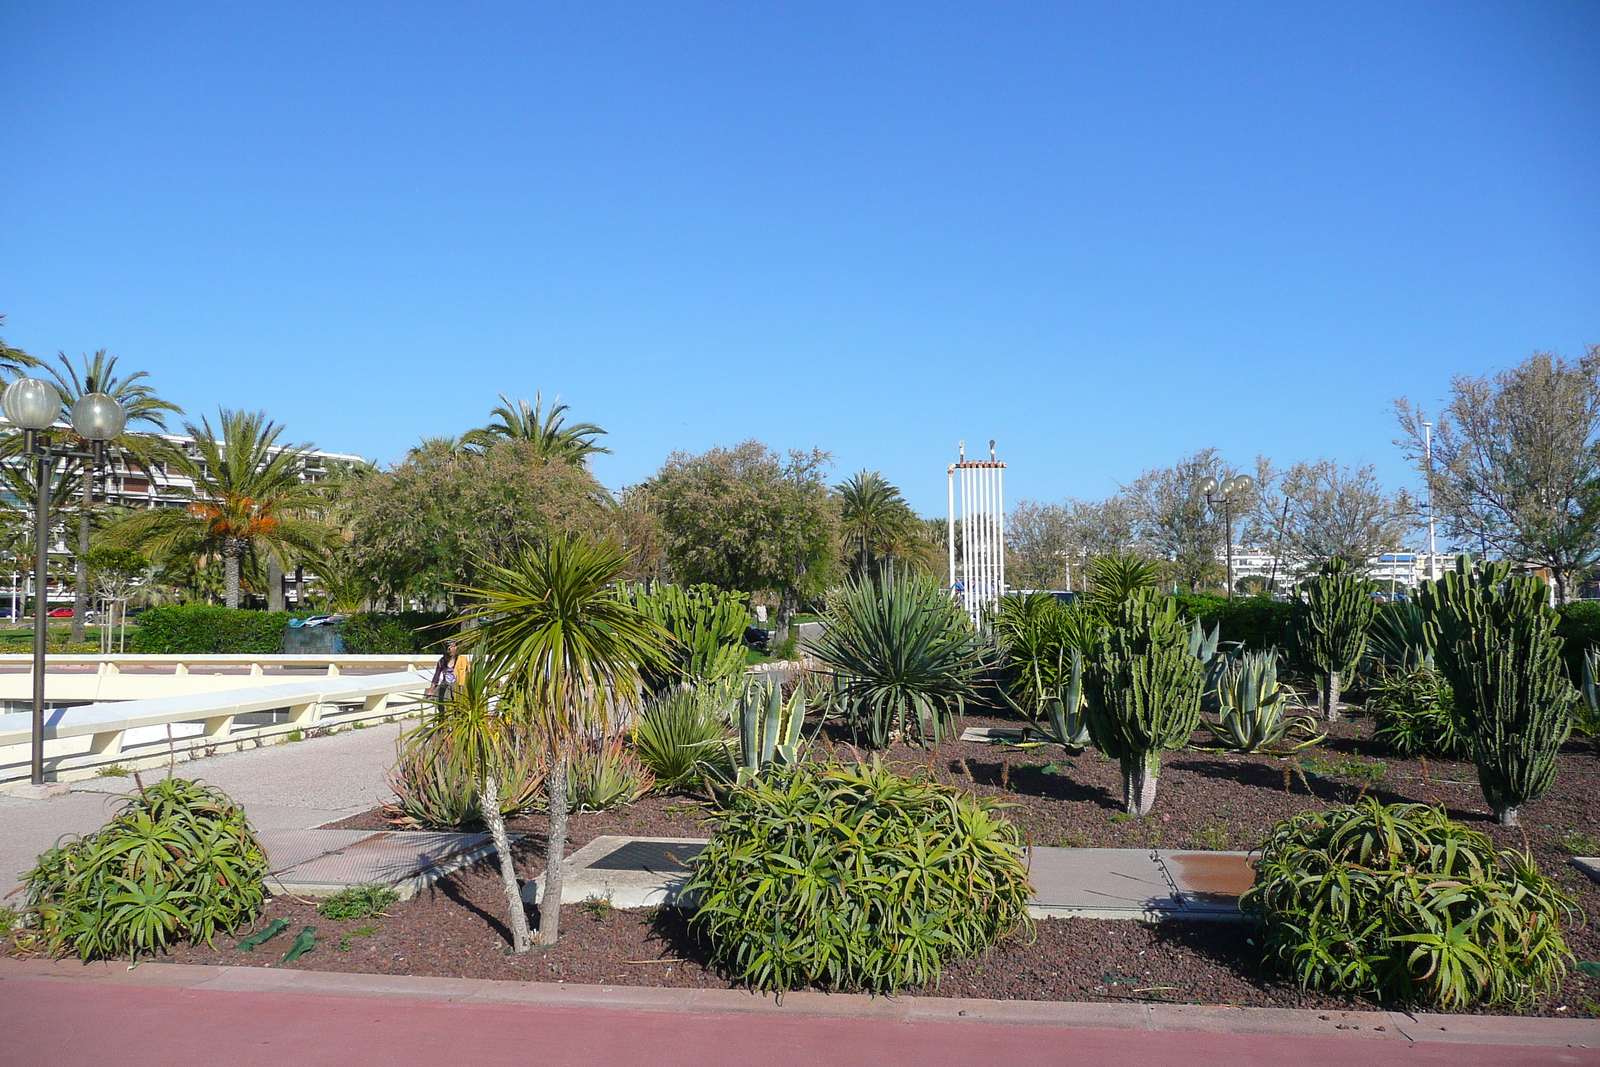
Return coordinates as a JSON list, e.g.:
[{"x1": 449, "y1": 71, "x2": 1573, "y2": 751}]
[
  {"x1": 453, "y1": 535, "x2": 670, "y2": 947},
  {"x1": 0, "y1": 315, "x2": 40, "y2": 378},
  {"x1": 103, "y1": 409, "x2": 333, "y2": 608},
  {"x1": 463, "y1": 393, "x2": 610, "y2": 465},
  {"x1": 44, "y1": 350, "x2": 184, "y2": 640},
  {"x1": 837, "y1": 470, "x2": 919, "y2": 579},
  {"x1": 406, "y1": 435, "x2": 466, "y2": 462}
]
